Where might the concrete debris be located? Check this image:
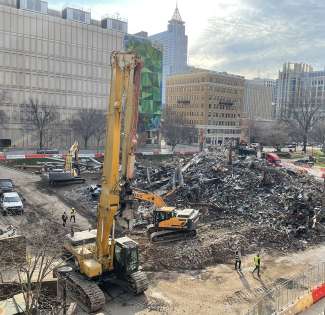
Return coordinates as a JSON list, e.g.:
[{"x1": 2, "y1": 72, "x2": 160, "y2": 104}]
[
  {"x1": 136, "y1": 152, "x2": 324, "y2": 271},
  {"x1": 62, "y1": 152, "x2": 325, "y2": 271}
]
